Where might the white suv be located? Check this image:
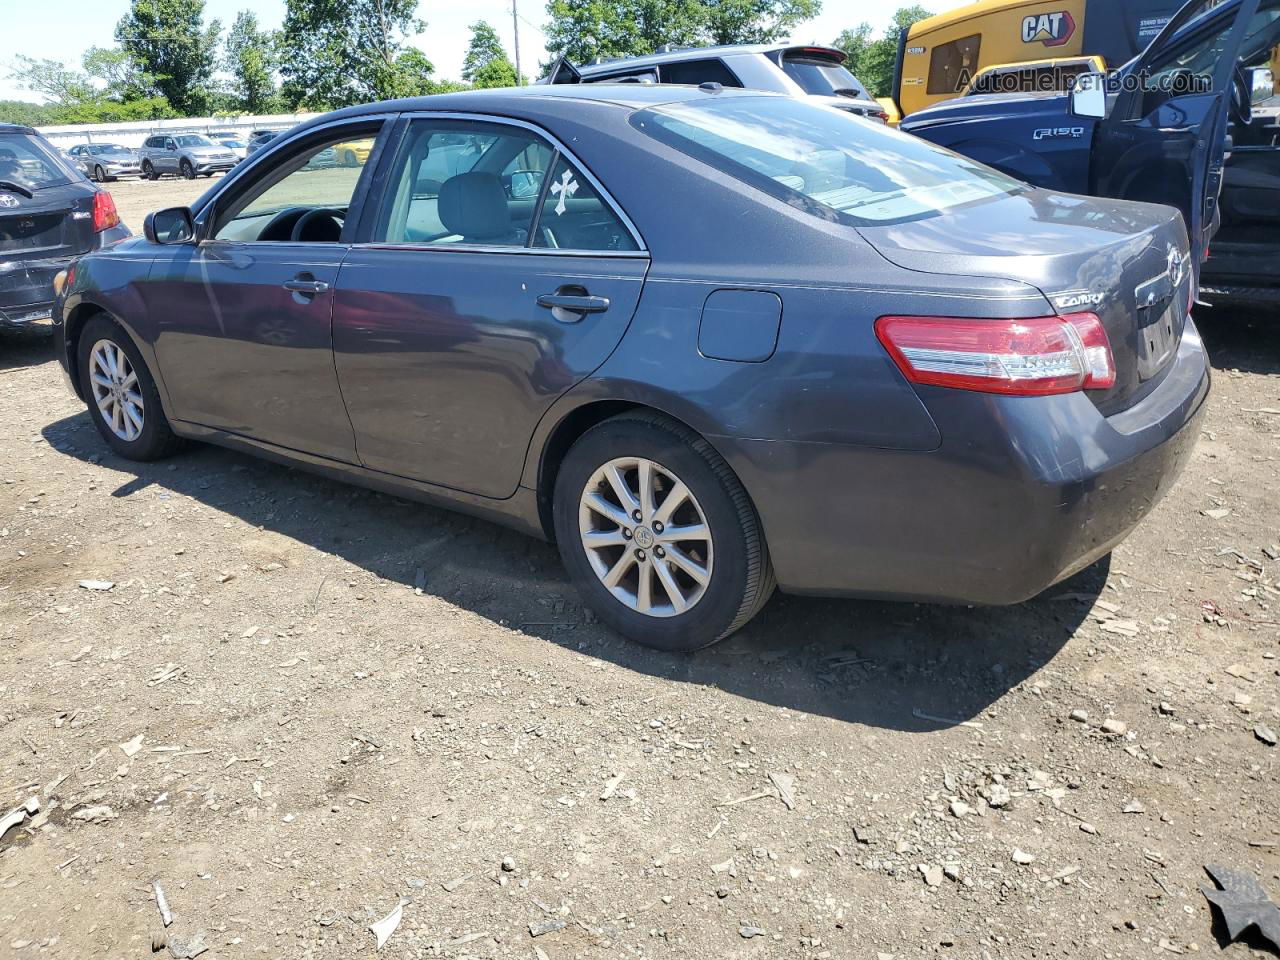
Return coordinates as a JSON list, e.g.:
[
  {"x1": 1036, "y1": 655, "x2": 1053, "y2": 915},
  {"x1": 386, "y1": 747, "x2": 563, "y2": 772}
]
[{"x1": 546, "y1": 44, "x2": 887, "y2": 122}]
